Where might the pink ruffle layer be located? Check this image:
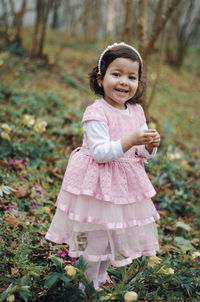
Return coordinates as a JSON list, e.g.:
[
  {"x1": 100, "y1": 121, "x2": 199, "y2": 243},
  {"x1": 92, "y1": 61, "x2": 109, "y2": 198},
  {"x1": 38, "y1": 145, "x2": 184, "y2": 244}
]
[
  {"x1": 46, "y1": 231, "x2": 158, "y2": 267},
  {"x1": 45, "y1": 190, "x2": 160, "y2": 267},
  {"x1": 55, "y1": 190, "x2": 160, "y2": 229},
  {"x1": 61, "y1": 150, "x2": 156, "y2": 204},
  {"x1": 69, "y1": 246, "x2": 159, "y2": 267},
  {"x1": 45, "y1": 207, "x2": 159, "y2": 267}
]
